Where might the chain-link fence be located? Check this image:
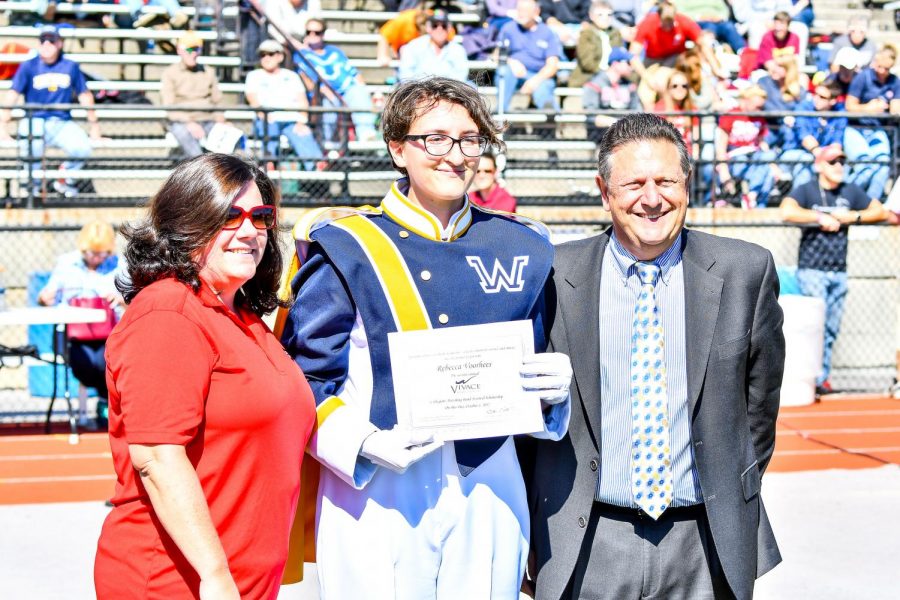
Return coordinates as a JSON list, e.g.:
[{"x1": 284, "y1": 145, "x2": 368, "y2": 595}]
[{"x1": 2, "y1": 221, "x2": 898, "y2": 402}]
